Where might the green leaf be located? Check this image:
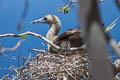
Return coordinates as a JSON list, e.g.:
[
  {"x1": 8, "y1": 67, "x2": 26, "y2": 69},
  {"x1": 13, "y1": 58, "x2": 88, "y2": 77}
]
[
  {"x1": 21, "y1": 35, "x2": 27, "y2": 39},
  {"x1": 58, "y1": 7, "x2": 70, "y2": 14}
]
